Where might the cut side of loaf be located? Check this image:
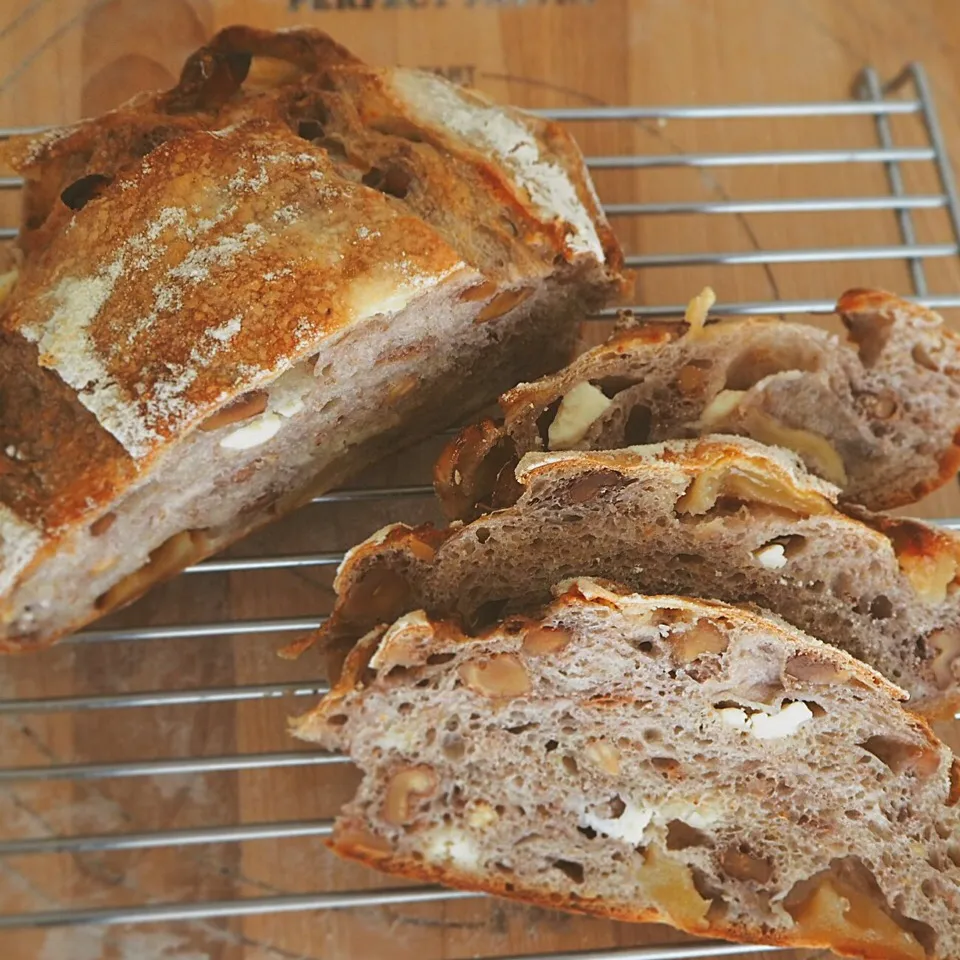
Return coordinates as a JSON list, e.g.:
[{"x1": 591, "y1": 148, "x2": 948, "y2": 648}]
[
  {"x1": 296, "y1": 578, "x2": 960, "y2": 960},
  {"x1": 315, "y1": 437, "x2": 960, "y2": 717},
  {"x1": 0, "y1": 26, "x2": 622, "y2": 651},
  {"x1": 435, "y1": 288, "x2": 960, "y2": 522}
]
